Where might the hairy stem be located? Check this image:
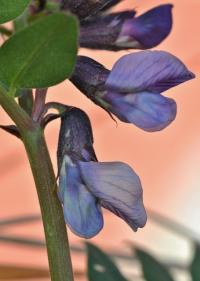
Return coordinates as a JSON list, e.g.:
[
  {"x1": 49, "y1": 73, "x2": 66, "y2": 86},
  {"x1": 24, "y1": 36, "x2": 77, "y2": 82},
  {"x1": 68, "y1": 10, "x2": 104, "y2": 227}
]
[{"x1": 0, "y1": 88, "x2": 74, "y2": 281}]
